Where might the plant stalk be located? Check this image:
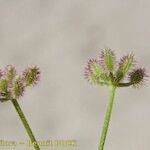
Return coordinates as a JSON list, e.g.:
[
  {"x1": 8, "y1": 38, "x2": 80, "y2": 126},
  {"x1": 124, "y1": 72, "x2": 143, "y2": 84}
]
[
  {"x1": 98, "y1": 85, "x2": 116, "y2": 150},
  {"x1": 11, "y1": 99, "x2": 40, "y2": 150}
]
